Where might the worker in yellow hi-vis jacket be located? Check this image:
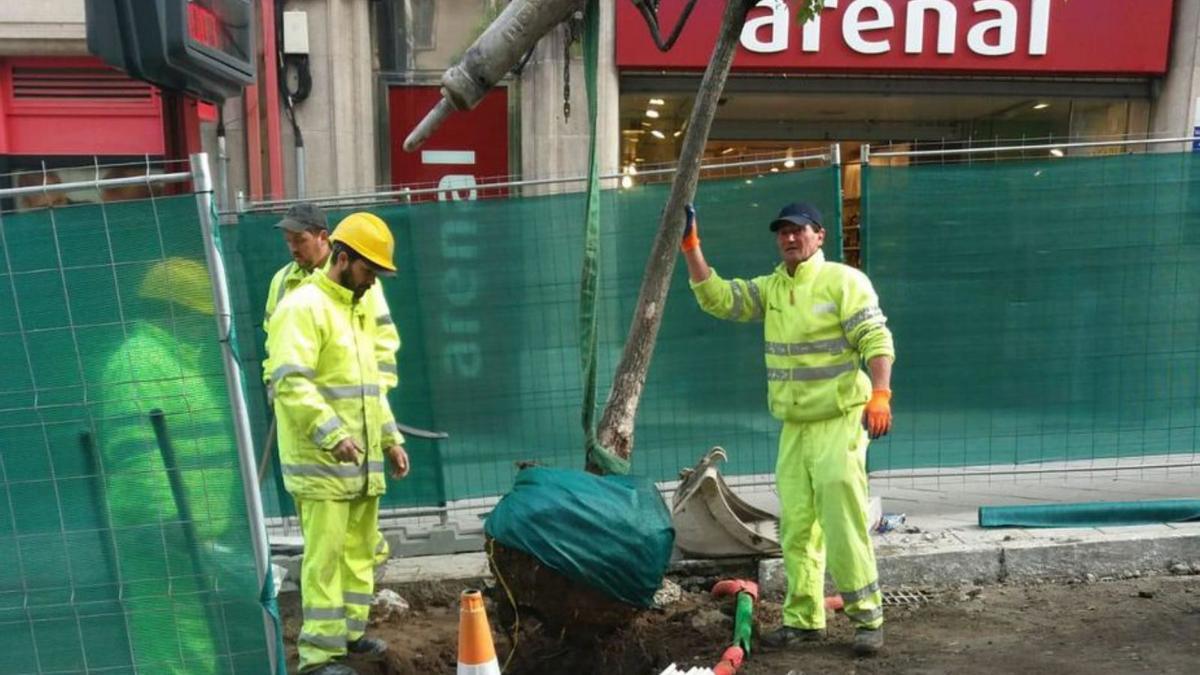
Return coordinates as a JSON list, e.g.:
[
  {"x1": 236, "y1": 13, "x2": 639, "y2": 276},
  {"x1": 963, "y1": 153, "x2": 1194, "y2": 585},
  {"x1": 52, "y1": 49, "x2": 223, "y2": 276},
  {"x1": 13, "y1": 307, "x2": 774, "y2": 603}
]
[
  {"x1": 263, "y1": 202, "x2": 399, "y2": 572},
  {"x1": 681, "y1": 202, "x2": 895, "y2": 657},
  {"x1": 266, "y1": 213, "x2": 410, "y2": 675}
]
